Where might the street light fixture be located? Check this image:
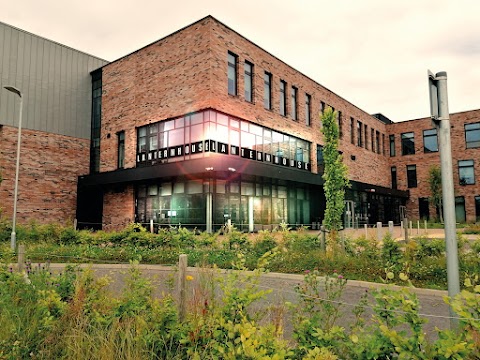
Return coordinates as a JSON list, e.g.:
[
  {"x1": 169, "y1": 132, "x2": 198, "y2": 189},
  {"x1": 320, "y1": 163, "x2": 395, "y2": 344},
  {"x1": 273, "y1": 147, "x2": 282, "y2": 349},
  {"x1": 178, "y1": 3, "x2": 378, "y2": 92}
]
[{"x1": 4, "y1": 86, "x2": 23, "y2": 251}]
